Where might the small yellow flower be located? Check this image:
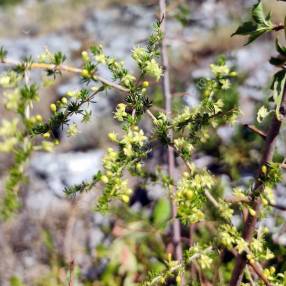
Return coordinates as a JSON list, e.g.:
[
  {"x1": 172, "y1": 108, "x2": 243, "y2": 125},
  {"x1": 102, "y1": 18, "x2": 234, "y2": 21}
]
[
  {"x1": 67, "y1": 123, "x2": 79, "y2": 137},
  {"x1": 81, "y1": 51, "x2": 90, "y2": 63},
  {"x1": 61, "y1": 97, "x2": 68, "y2": 104},
  {"x1": 43, "y1": 132, "x2": 50, "y2": 139},
  {"x1": 41, "y1": 141, "x2": 55, "y2": 152},
  {"x1": 35, "y1": 114, "x2": 43, "y2": 122},
  {"x1": 261, "y1": 165, "x2": 267, "y2": 175},
  {"x1": 132, "y1": 47, "x2": 147, "y2": 63},
  {"x1": 81, "y1": 69, "x2": 90, "y2": 78},
  {"x1": 121, "y1": 194, "x2": 130, "y2": 203},
  {"x1": 95, "y1": 54, "x2": 106, "y2": 64},
  {"x1": 108, "y1": 132, "x2": 118, "y2": 142},
  {"x1": 101, "y1": 175, "x2": 109, "y2": 184},
  {"x1": 145, "y1": 59, "x2": 162, "y2": 81},
  {"x1": 67, "y1": 91, "x2": 76, "y2": 97},
  {"x1": 248, "y1": 208, "x2": 256, "y2": 216},
  {"x1": 142, "y1": 81, "x2": 149, "y2": 88},
  {"x1": 50, "y1": 103, "x2": 57, "y2": 113}
]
